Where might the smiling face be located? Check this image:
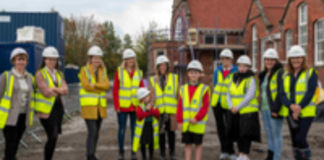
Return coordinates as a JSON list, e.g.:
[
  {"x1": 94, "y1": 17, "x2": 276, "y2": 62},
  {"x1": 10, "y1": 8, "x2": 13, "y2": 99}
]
[
  {"x1": 91, "y1": 56, "x2": 102, "y2": 68},
  {"x1": 125, "y1": 57, "x2": 136, "y2": 68},
  {"x1": 221, "y1": 57, "x2": 232, "y2": 67},
  {"x1": 158, "y1": 63, "x2": 168, "y2": 75},
  {"x1": 290, "y1": 57, "x2": 304, "y2": 69},
  {"x1": 12, "y1": 54, "x2": 28, "y2": 70},
  {"x1": 187, "y1": 69, "x2": 202, "y2": 82},
  {"x1": 264, "y1": 58, "x2": 277, "y2": 70},
  {"x1": 44, "y1": 58, "x2": 58, "y2": 70},
  {"x1": 238, "y1": 64, "x2": 249, "y2": 73}
]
